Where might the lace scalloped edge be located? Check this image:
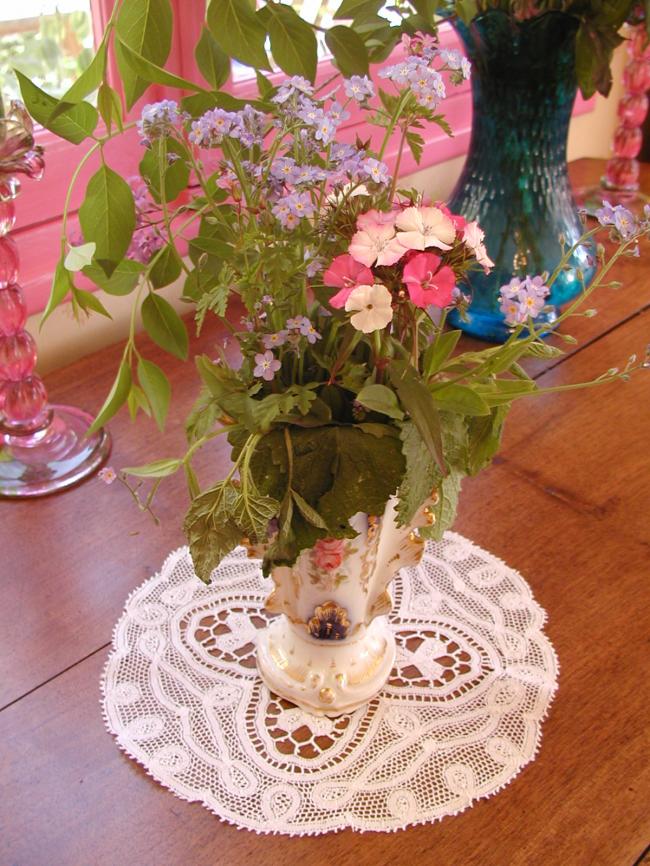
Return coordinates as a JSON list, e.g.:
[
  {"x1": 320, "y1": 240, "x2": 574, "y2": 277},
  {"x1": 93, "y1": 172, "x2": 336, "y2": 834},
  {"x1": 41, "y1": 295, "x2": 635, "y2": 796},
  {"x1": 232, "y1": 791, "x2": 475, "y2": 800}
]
[{"x1": 99, "y1": 534, "x2": 560, "y2": 837}]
